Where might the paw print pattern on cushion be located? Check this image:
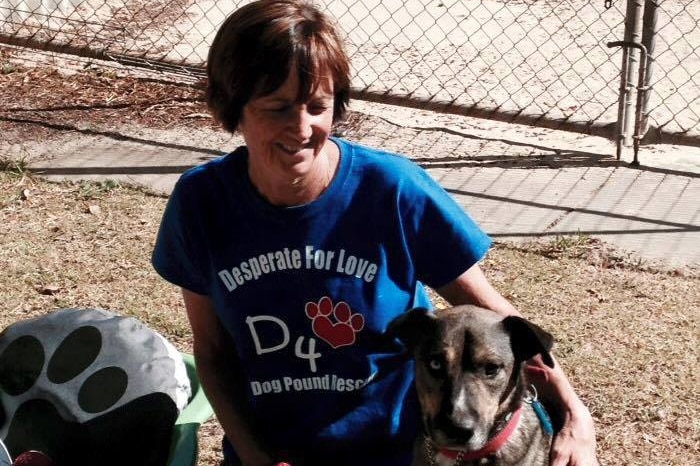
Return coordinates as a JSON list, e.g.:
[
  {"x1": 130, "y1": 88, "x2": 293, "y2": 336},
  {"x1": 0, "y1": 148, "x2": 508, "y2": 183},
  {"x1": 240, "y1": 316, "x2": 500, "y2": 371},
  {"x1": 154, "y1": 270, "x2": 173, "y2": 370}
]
[
  {"x1": 0, "y1": 336, "x2": 44, "y2": 397},
  {"x1": 0, "y1": 324, "x2": 128, "y2": 428},
  {"x1": 305, "y1": 297, "x2": 365, "y2": 349},
  {"x1": 0, "y1": 308, "x2": 191, "y2": 466}
]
